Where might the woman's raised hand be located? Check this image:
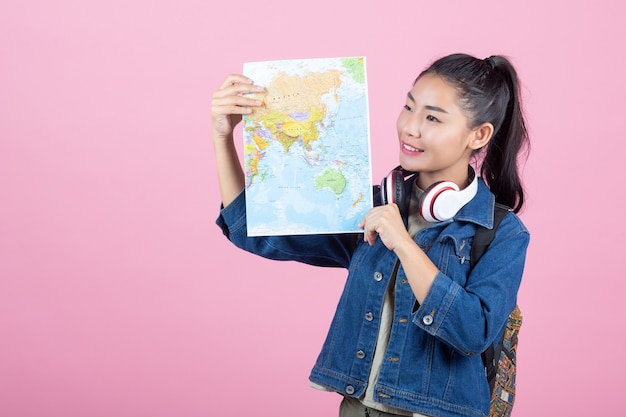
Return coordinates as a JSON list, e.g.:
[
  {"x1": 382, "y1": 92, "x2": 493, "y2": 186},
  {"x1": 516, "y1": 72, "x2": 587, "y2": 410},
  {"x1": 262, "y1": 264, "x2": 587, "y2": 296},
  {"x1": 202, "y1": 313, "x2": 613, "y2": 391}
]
[{"x1": 211, "y1": 74, "x2": 265, "y2": 142}]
